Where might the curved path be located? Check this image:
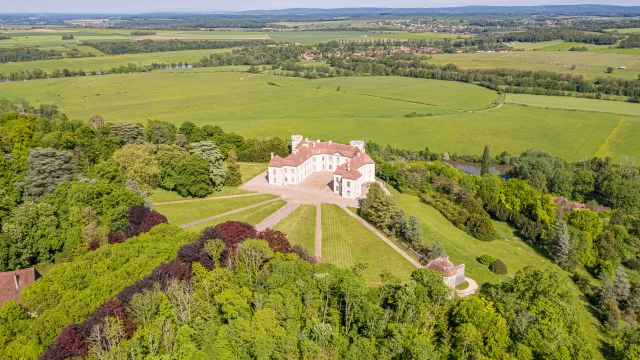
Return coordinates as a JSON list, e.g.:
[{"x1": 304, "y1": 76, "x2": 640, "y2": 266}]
[{"x1": 456, "y1": 277, "x2": 479, "y2": 297}]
